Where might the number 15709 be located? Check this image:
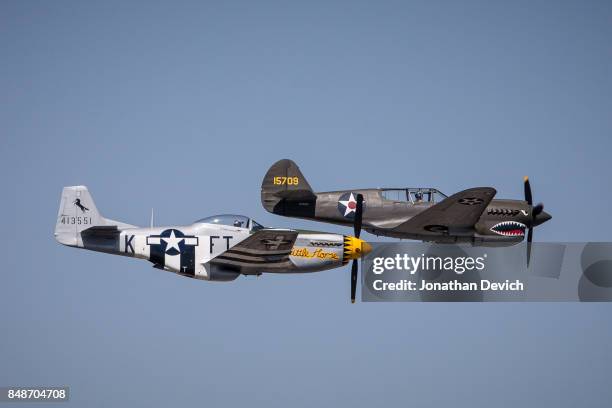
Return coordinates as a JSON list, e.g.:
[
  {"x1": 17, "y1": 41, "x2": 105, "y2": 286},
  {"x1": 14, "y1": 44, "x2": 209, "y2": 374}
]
[{"x1": 273, "y1": 176, "x2": 299, "y2": 185}]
